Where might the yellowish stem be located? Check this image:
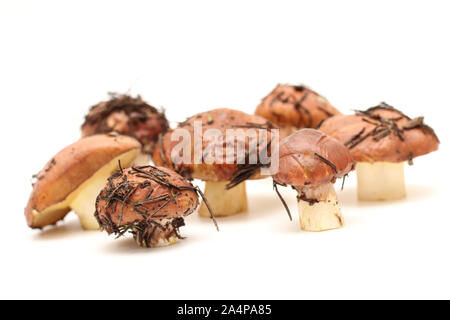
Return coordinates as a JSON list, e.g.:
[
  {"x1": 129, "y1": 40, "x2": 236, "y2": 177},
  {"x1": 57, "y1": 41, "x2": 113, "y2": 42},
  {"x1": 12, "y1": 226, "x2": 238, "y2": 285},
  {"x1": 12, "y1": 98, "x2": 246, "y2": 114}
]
[
  {"x1": 356, "y1": 161, "x2": 406, "y2": 201},
  {"x1": 199, "y1": 181, "x2": 247, "y2": 217}
]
